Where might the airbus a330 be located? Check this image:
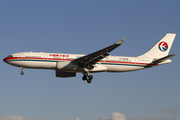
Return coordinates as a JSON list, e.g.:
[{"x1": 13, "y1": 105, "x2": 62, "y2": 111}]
[{"x1": 3, "y1": 33, "x2": 176, "y2": 83}]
